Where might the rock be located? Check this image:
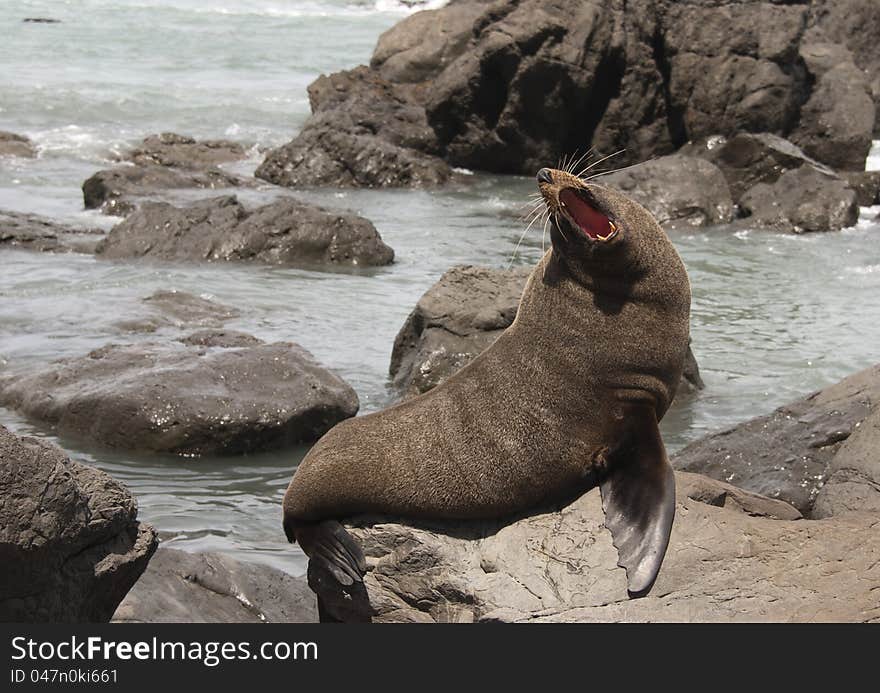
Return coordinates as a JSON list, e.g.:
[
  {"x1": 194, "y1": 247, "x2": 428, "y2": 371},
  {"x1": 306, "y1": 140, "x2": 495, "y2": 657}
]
[
  {"x1": 389, "y1": 265, "x2": 703, "y2": 397},
  {"x1": 0, "y1": 131, "x2": 36, "y2": 158},
  {"x1": 739, "y1": 165, "x2": 859, "y2": 232},
  {"x1": 309, "y1": 471, "x2": 880, "y2": 623},
  {"x1": 82, "y1": 164, "x2": 245, "y2": 216},
  {"x1": 0, "y1": 339, "x2": 359, "y2": 456},
  {"x1": 22, "y1": 17, "x2": 60, "y2": 23},
  {"x1": 96, "y1": 195, "x2": 394, "y2": 268},
  {"x1": 256, "y1": 67, "x2": 452, "y2": 188},
  {"x1": 600, "y1": 154, "x2": 734, "y2": 228},
  {"x1": 113, "y1": 548, "x2": 317, "y2": 623},
  {"x1": 127, "y1": 132, "x2": 248, "y2": 170},
  {"x1": 0, "y1": 425, "x2": 157, "y2": 622},
  {"x1": 673, "y1": 363, "x2": 880, "y2": 515},
  {"x1": 272, "y1": 0, "x2": 877, "y2": 179},
  {"x1": 113, "y1": 291, "x2": 239, "y2": 334},
  {"x1": 178, "y1": 330, "x2": 263, "y2": 348},
  {"x1": 0, "y1": 210, "x2": 103, "y2": 254},
  {"x1": 842, "y1": 171, "x2": 880, "y2": 207}
]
